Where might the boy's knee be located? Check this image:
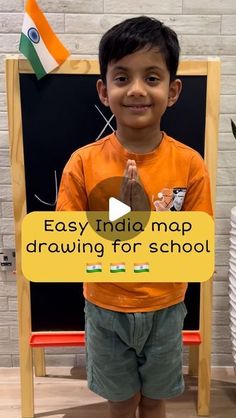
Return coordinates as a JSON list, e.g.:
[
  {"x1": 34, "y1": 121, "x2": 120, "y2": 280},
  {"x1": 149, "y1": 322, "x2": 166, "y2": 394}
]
[
  {"x1": 108, "y1": 392, "x2": 141, "y2": 414},
  {"x1": 140, "y1": 395, "x2": 165, "y2": 410}
]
